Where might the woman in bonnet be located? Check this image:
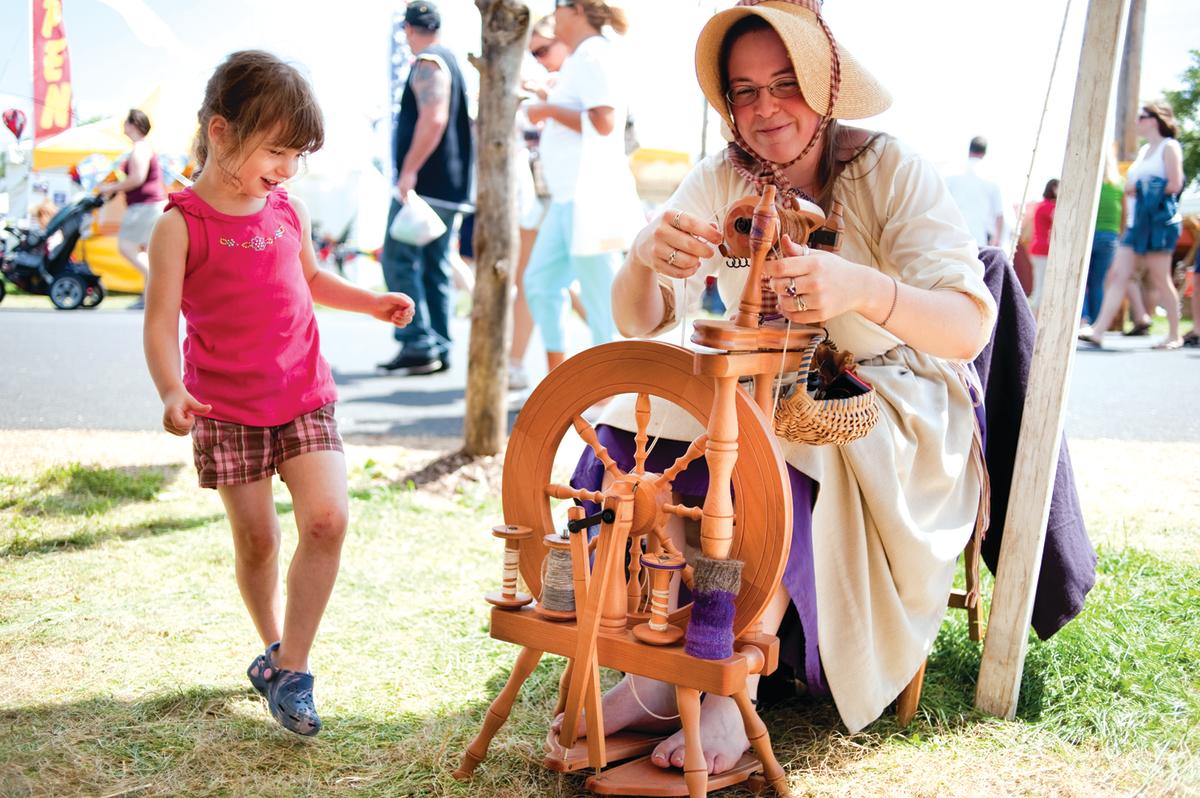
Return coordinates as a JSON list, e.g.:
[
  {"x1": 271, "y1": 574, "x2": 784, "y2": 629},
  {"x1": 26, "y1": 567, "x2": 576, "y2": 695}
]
[{"x1": 566, "y1": 0, "x2": 997, "y2": 775}]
